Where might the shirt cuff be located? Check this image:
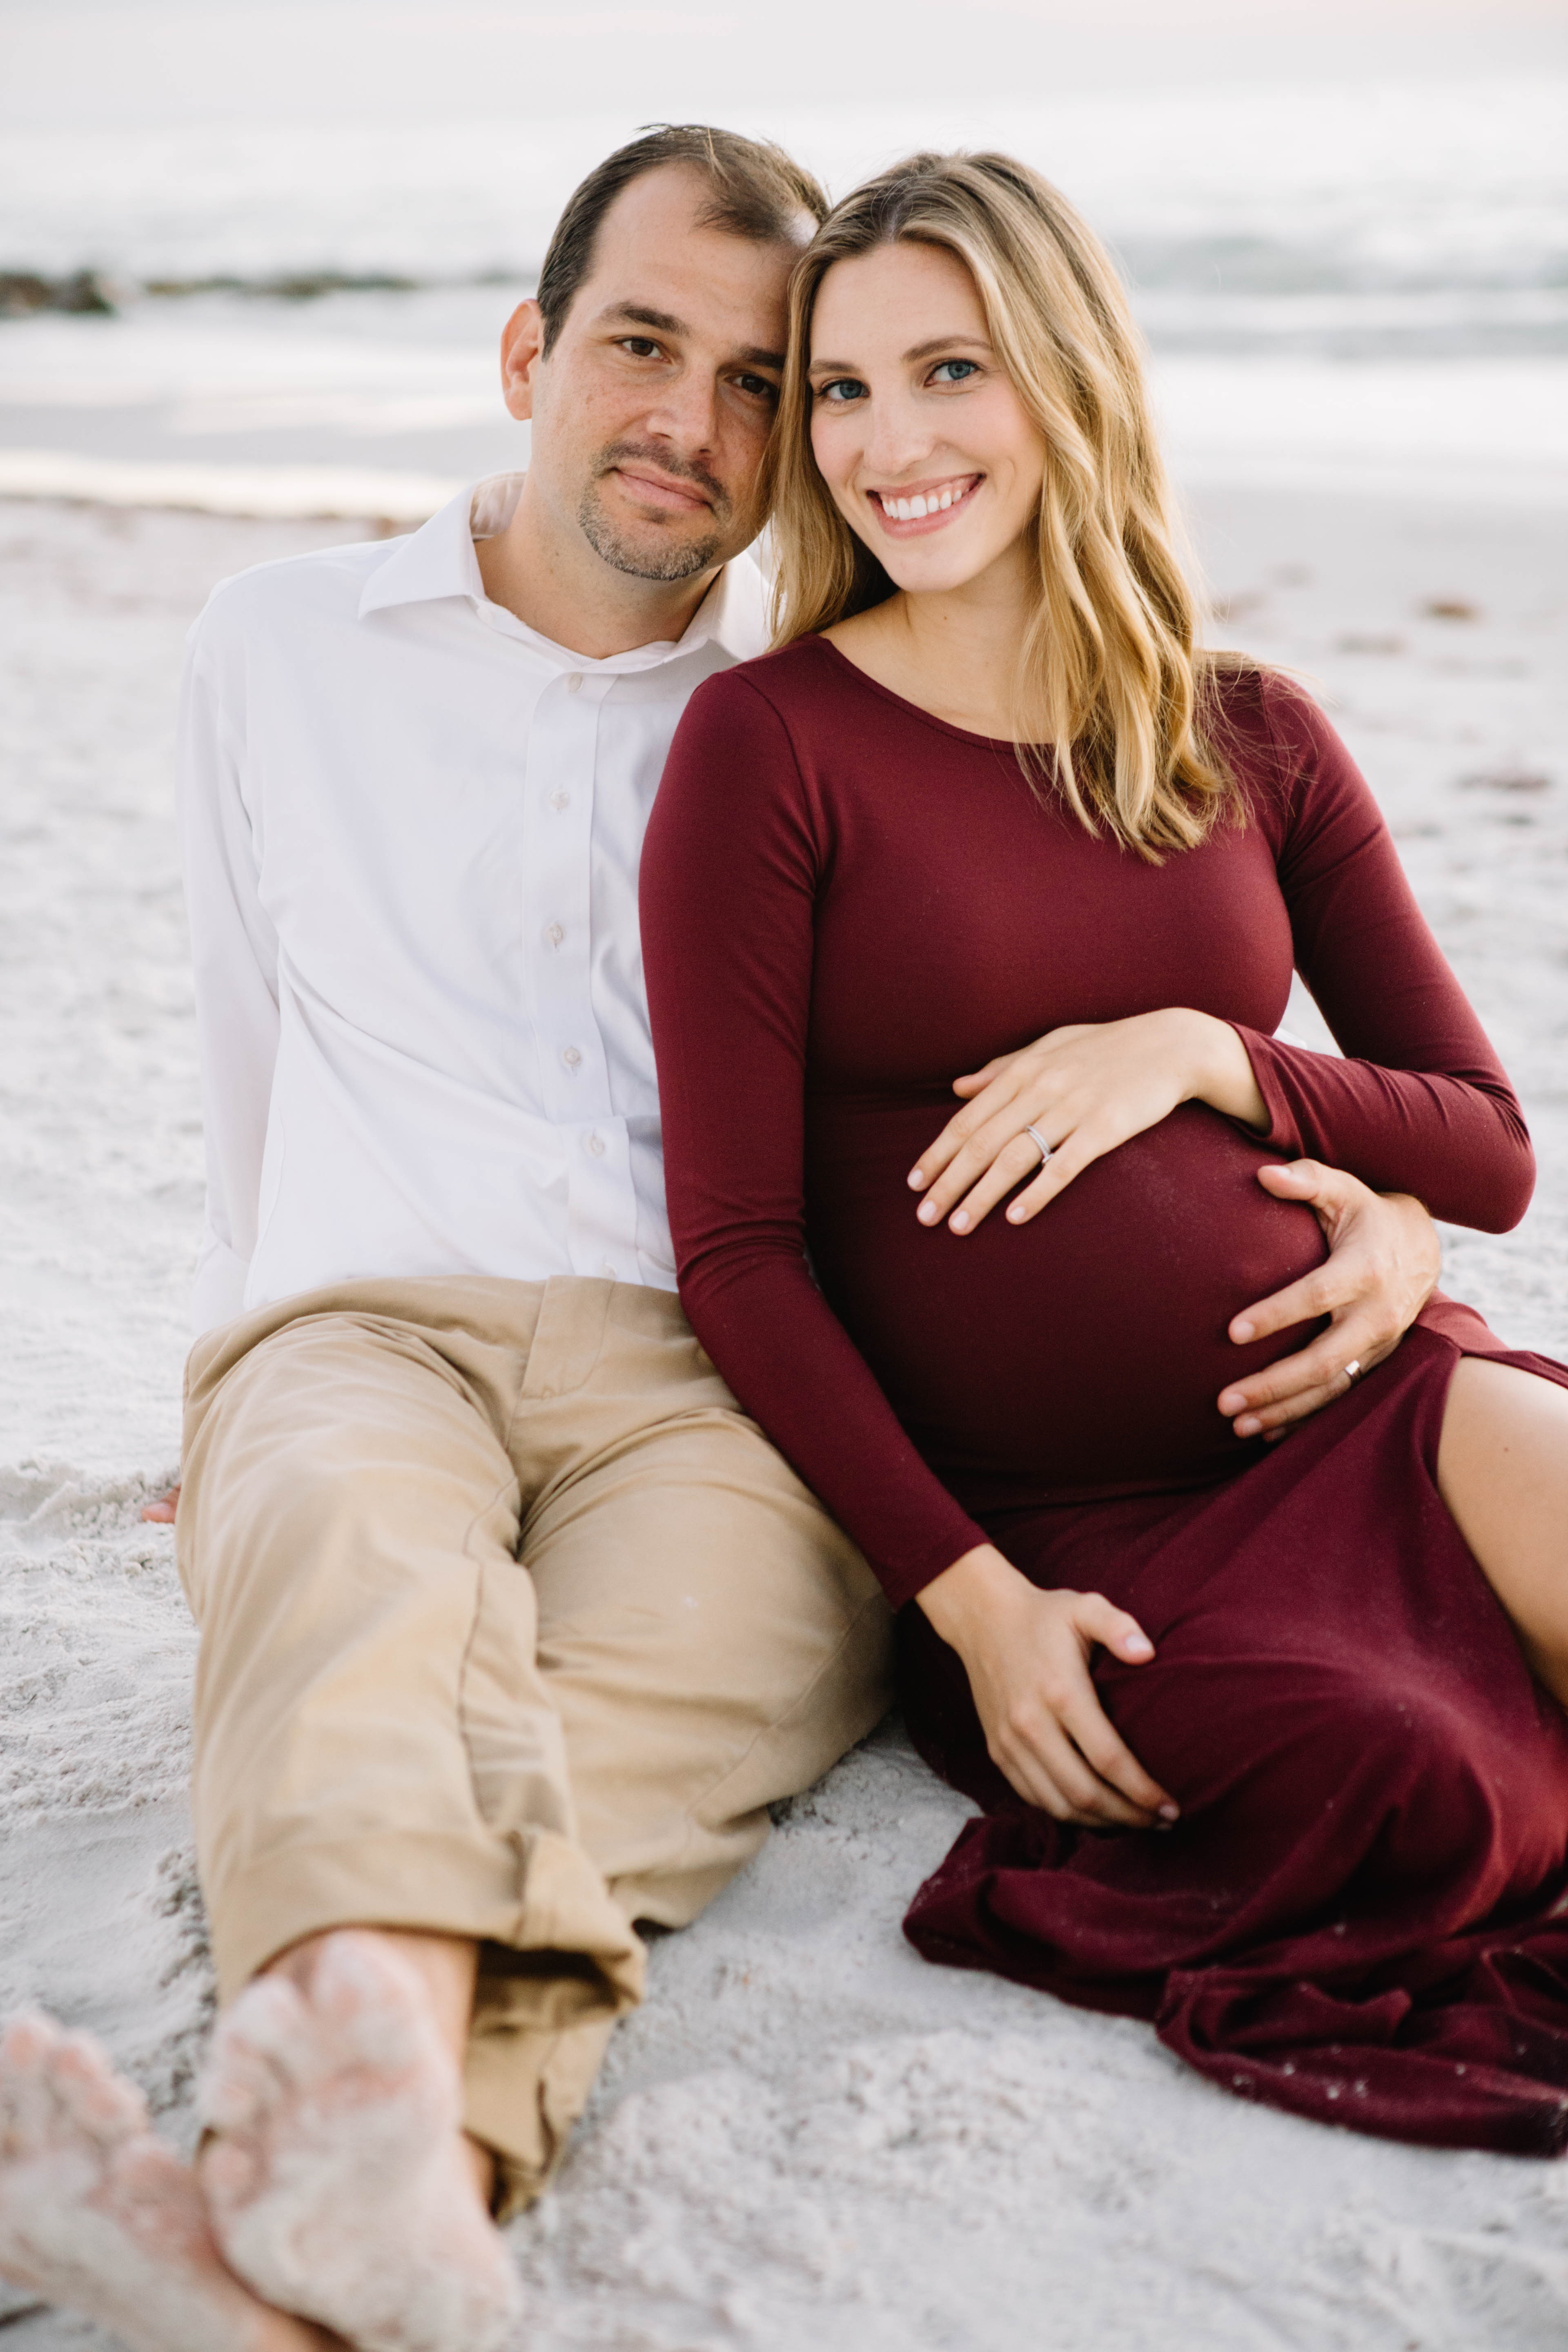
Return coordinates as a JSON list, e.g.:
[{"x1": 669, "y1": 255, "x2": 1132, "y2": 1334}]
[{"x1": 192, "y1": 1234, "x2": 251, "y2": 1335}]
